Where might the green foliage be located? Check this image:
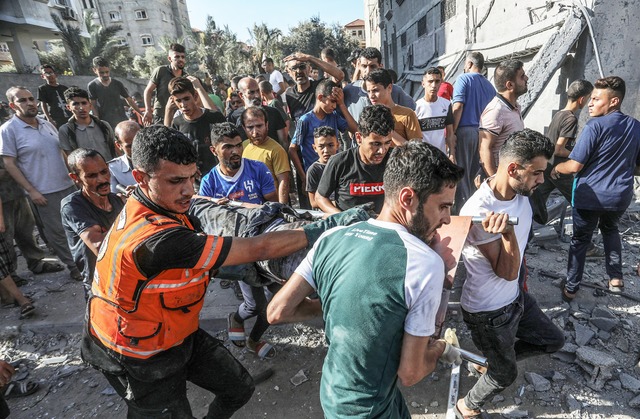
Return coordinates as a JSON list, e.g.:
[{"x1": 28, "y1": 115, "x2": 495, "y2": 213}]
[
  {"x1": 36, "y1": 41, "x2": 71, "y2": 74},
  {"x1": 51, "y1": 11, "x2": 130, "y2": 75}
]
